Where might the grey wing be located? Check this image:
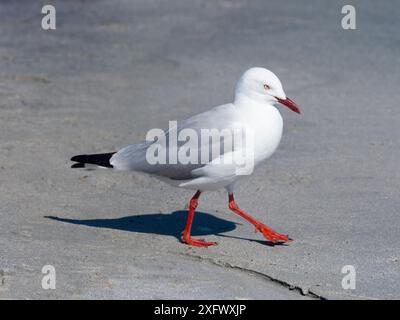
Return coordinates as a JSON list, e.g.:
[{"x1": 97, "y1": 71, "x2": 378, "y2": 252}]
[{"x1": 110, "y1": 103, "x2": 239, "y2": 180}]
